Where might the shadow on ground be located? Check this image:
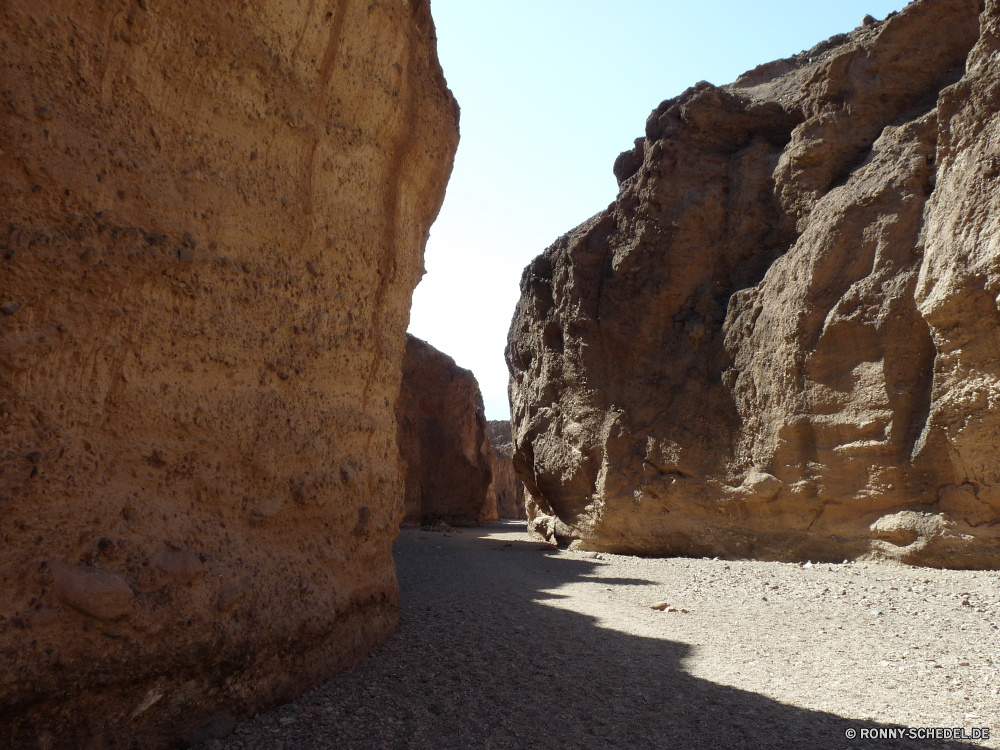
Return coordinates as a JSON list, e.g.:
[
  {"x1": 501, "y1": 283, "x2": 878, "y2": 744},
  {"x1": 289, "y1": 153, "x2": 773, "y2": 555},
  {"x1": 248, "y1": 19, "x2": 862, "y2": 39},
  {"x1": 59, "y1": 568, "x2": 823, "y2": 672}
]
[{"x1": 255, "y1": 523, "x2": 984, "y2": 750}]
